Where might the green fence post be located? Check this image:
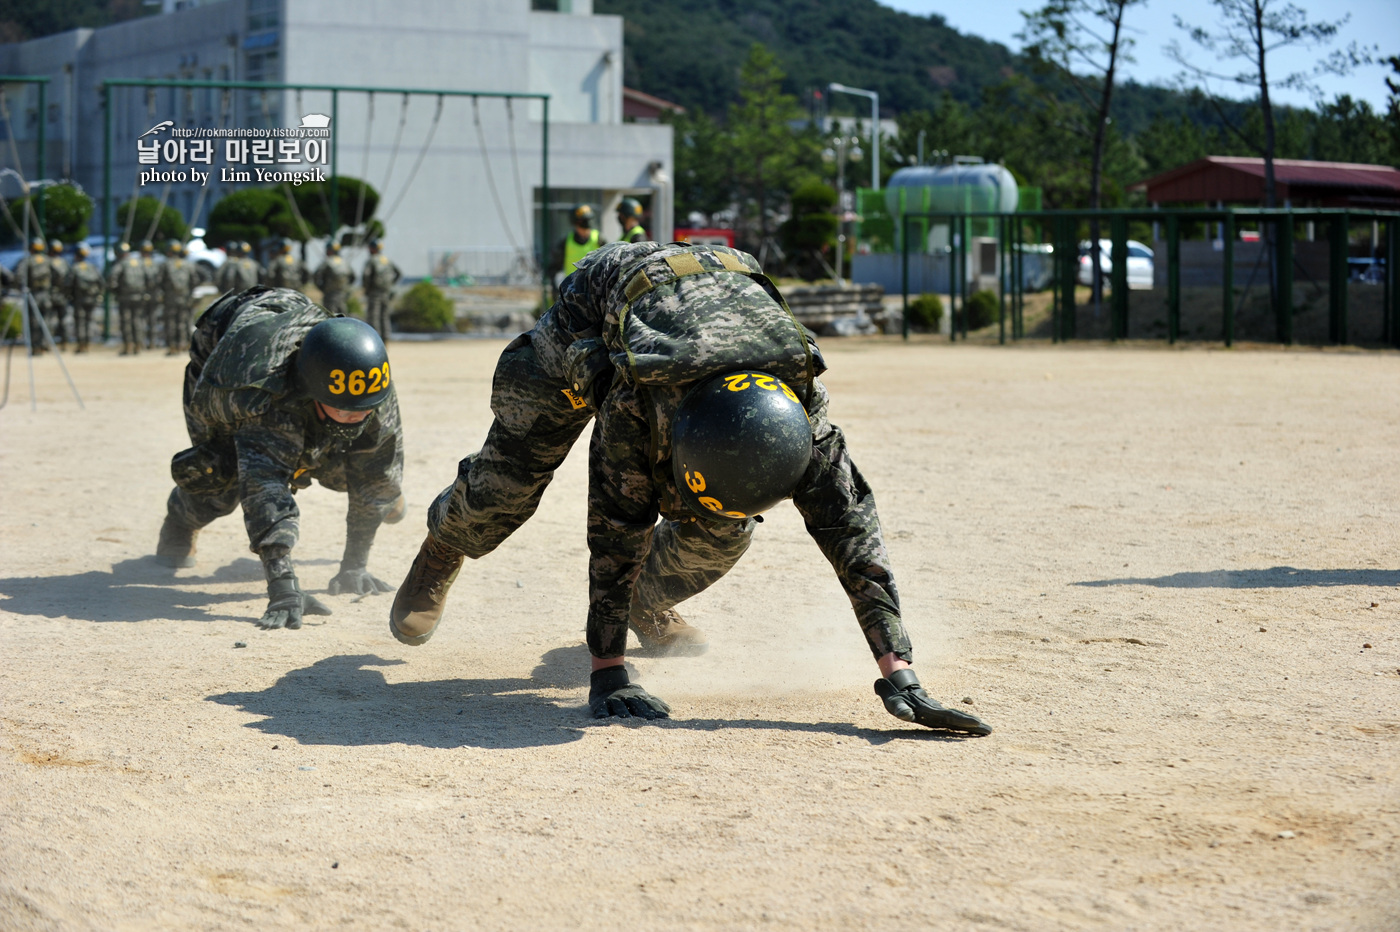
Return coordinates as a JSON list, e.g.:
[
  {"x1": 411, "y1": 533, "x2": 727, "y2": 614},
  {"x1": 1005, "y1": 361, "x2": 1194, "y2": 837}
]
[
  {"x1": 1062, "y1": 217, "x2": 1077, "y2": 341},
  {"x1": 1167, "y1": 214, "x2": 1180, "y2": 344},
  {"x1": 101, "y1": 83, "x2": 112, "y2": 341},
  {"x1": 1222, "y1": 211, "x2": 1234, "y2": 347},
  {"x1": 36, "y1": 81, "x2": 46, "y2": 230},
  {"x1": 1389, "y1": 219, "x2": 1399, "y2": 348},
  {"x1": 901, "y1": 213, "x2": 909, "y2": 341},
  {"x1": 1279, "y1": 214, "x2": 1294, "y2": 345},
  {"x1": 329, "y1": 89, "x2": 339, "y2": 243},
  {"x1": 997, "y1": 214, "x2": 1006, "y2": 345},
  {"x1": 1111, "y1": 214, "x2": 1128, "y2": 339},
  {"x1": 960, "y1": 214, "x2": 969, "y2": 339},
  {"x1": 1329, "y1": 212, "x2": 1348, "y2": 344}
]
